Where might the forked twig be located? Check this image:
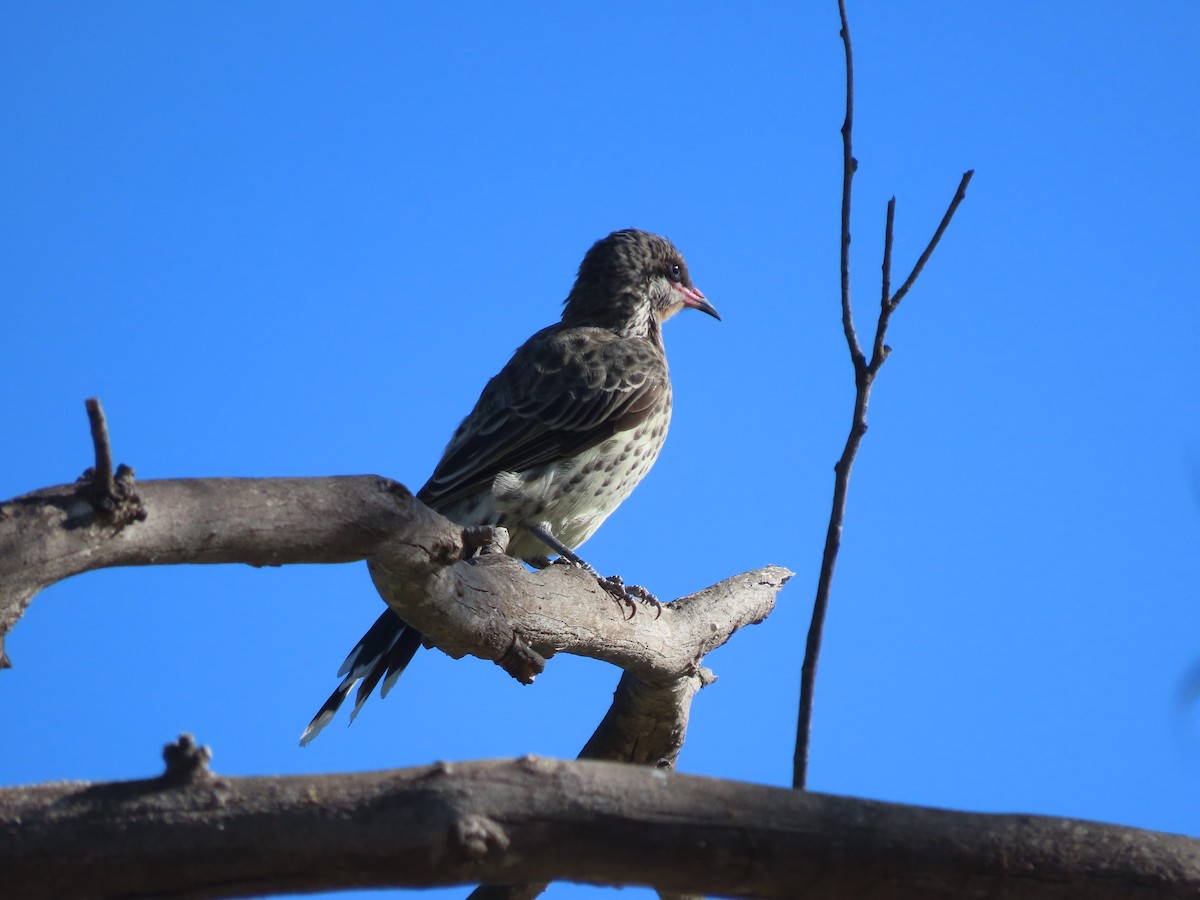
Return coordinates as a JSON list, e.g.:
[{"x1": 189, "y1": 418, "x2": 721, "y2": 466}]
[{"x1": 793, "y1": 0, "x2": 974, "y2": 790}]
